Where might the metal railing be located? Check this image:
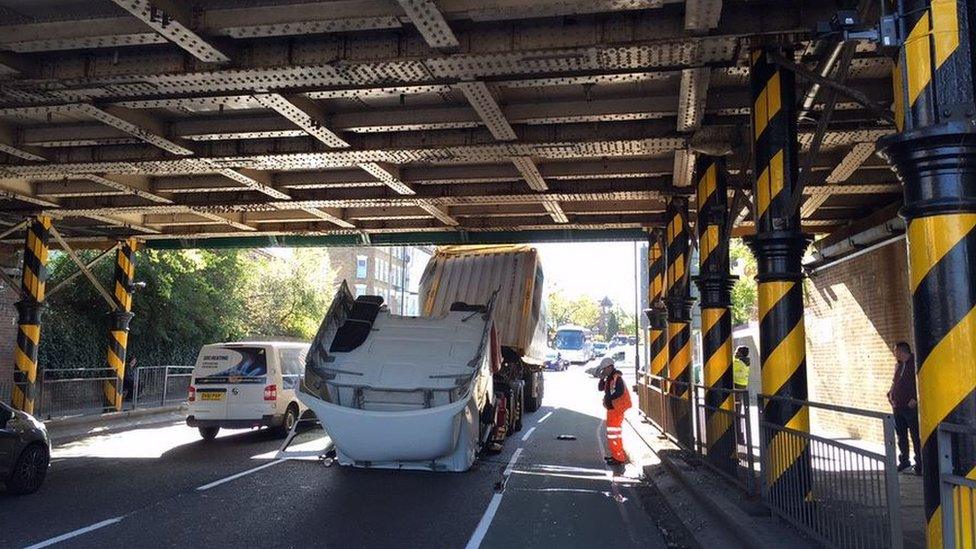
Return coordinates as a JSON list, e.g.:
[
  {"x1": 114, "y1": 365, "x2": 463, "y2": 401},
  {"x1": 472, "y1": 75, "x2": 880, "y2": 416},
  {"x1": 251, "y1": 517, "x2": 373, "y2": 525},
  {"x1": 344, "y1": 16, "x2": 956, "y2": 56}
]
[
  {"x1": 692, "y1": 384, "x2": 758, "y2": 495},
  {"x1": 938, "y1": 422, "x2": 976, "y2": 548},
  {"x1": 132, "y1": 366, "x2": 193, "y2": 409},
  {"x1": 37, "y1": 368, "x2": 117, "y2": 418},
  {"x1": 638, "y1": 374, "x2": 758, "y2": 495},
  {"x1": 757, "y1": 394, "x2": 902, "y2": 549},
  {"x1": 1, "y1": 366, "x2": 192, "y2": 419}
]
